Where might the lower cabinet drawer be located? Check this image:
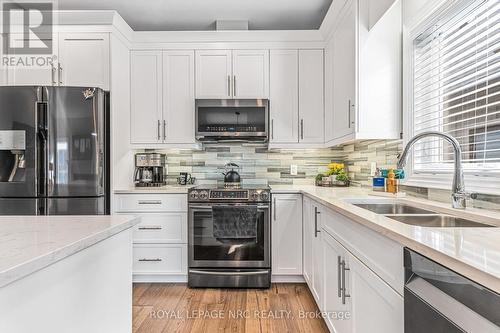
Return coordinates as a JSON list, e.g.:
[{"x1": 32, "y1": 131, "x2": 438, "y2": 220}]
[
  {"x1": 133, "y1": 213, "x2": 187, "y2": 243},
  {"x1": 115, "y1": 194, "x2": 187, "y2": 212},
  {"x1": 133, "y1": 244, "x2": 187, "y2": 274}
]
